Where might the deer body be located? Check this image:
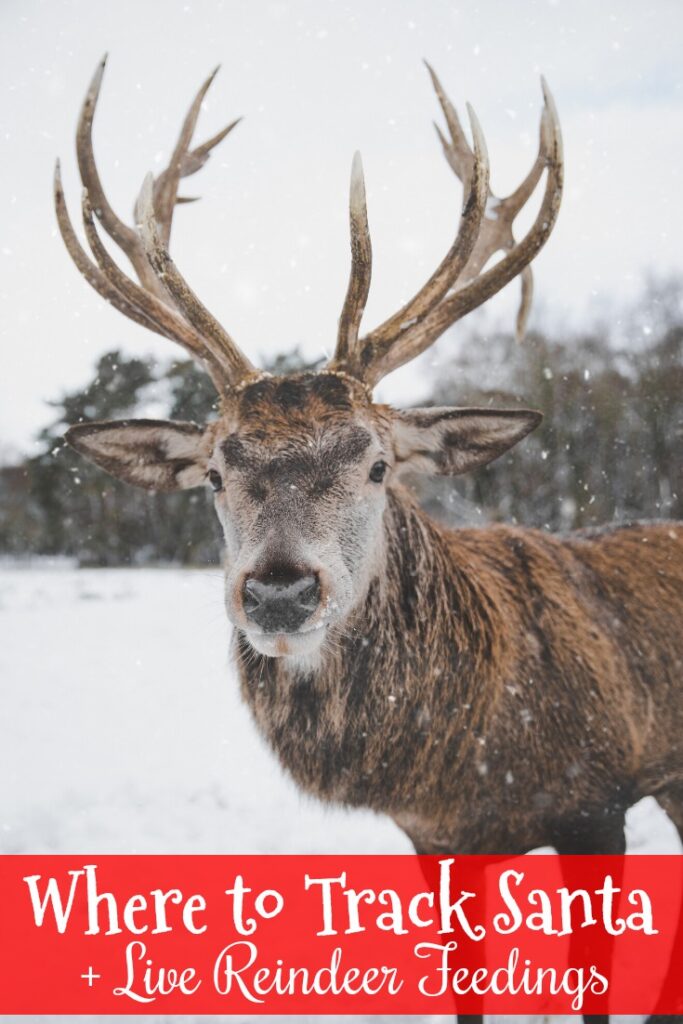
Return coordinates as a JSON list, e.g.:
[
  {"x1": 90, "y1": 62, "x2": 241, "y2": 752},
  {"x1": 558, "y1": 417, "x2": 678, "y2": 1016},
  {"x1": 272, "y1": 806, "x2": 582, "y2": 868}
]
[{"x1": 237, "y1": 493, "x2": 683, "y2": 855}]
